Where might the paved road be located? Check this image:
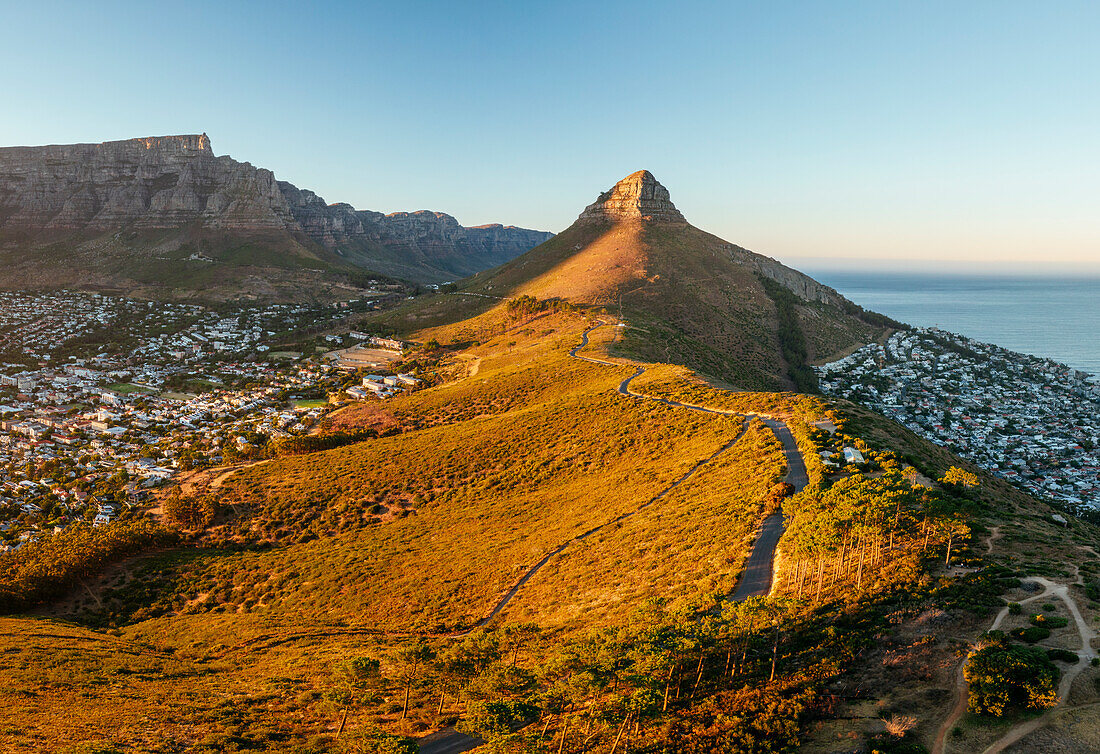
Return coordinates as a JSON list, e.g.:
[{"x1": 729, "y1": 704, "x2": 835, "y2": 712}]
[
  {"x1": 412, "y1": 324, "x2": 812, "y2": 753},
  {"x1": 418, "y1": 727, "x2": 483, "y2": 754},
  {"x1": 573, "y1": 323, "x2": 810, "y2": 600}
]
